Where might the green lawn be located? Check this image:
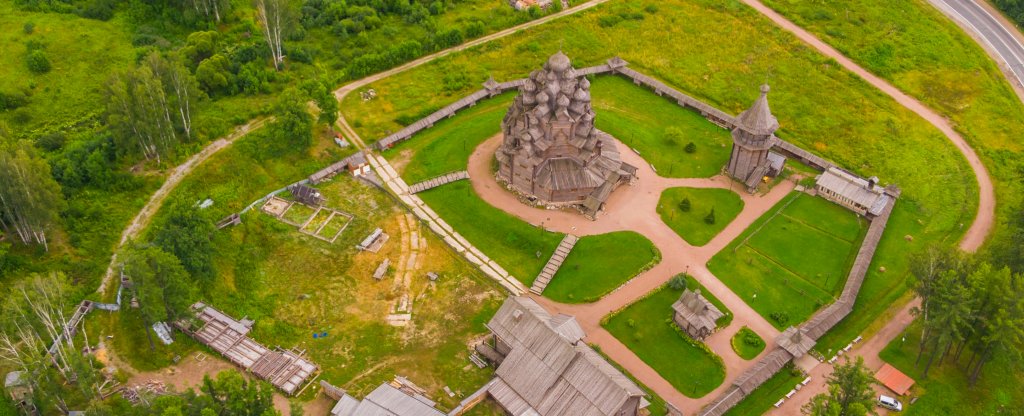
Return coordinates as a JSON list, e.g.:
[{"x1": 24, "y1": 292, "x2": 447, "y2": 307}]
[
  {"x1": 722, "y1": 364, "x2": 804, "y2": 416},
  {"x1": 590, "y1": 76, "x2": 732, "y2": 178},
  {"x1": 708, "y1": 193, "x2": 867, "y2": 329},
  {"x1": 603, "y1": 284, "x2": 725, "y2": 398},
  {"x1": 731, "y1": 326, "x2": 766, "y2": 360},
  {"x1": 543, "y1": 231, "x2": 659, "y2": 303},
  {"x1": 657, "y1": 187, "x2": 745, "y2": 246},
  {"x1": 417, "y1": 181, "x2": 562, "y2": 286},
  {"x1": 390, "y1": 92, "x2": 515, "y2": 183},
  {"x1": 879, "y1": 320, "x2": 1024, "y2": 414}
]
